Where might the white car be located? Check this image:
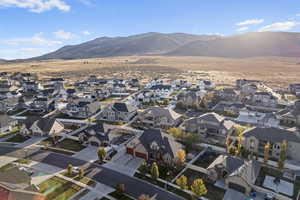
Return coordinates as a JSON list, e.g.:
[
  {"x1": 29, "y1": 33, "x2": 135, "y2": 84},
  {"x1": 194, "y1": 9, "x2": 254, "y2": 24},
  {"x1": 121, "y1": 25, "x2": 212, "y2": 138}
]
[
  {"x1": 72, "y1": 167, "x2": 80, "y2": 174},
  {"x1": 264, "y1": 193, "x2": 274, "y2": 200}
]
